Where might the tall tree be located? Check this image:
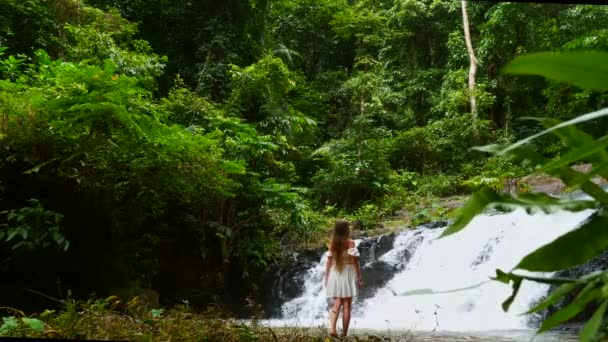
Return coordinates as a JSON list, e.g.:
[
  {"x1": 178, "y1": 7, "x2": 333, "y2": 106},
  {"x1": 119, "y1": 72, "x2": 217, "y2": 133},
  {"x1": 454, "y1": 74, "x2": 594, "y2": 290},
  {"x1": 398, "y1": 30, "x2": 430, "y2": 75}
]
[{"x1": 461, "y1": 0, "x2": 478, "y2": 119}]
